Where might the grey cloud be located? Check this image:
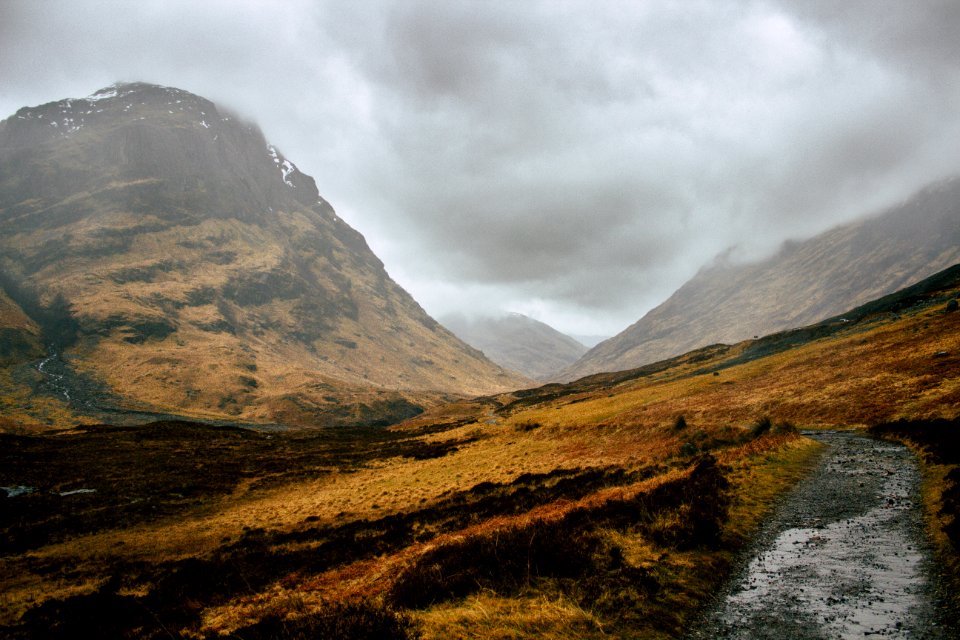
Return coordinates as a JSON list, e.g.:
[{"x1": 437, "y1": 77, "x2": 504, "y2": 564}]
[
  {"x1": 313, "y1": 0, "x2": 960, "y2": 331},
  {"x1": 779, "y1": 0, "x2": 960, "y2": 74},
  {"x1": 1, "y1": 0, "x2": 958, "y2": 336},
  {"x1": 377, "y1": 3, "x2": 531, "y2": 102}
]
